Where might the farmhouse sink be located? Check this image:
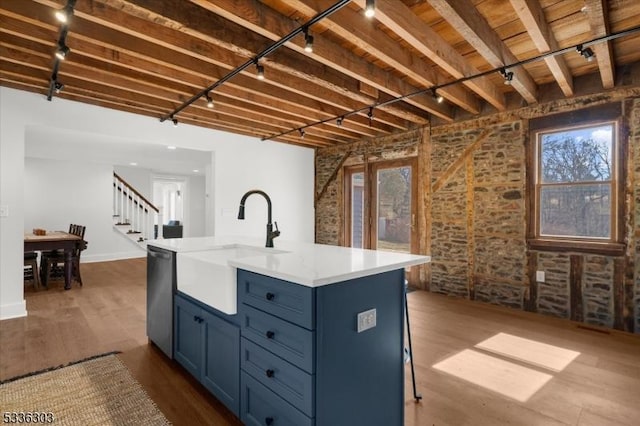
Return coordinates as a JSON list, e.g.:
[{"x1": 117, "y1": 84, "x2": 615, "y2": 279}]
[{"x1": 176, "y1": 244, "x2": 288, "y2": 315}]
